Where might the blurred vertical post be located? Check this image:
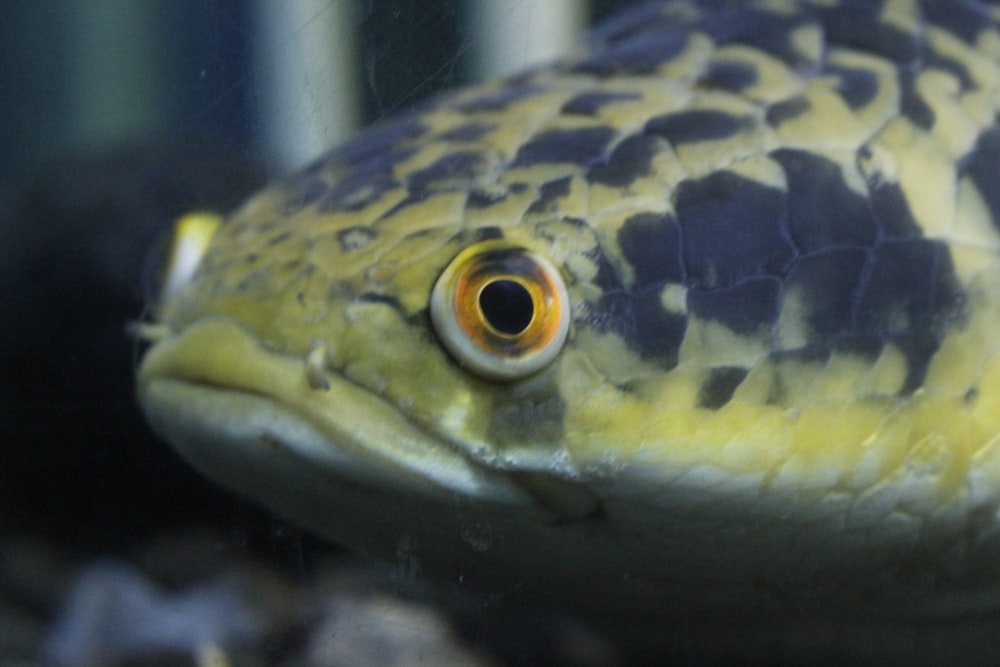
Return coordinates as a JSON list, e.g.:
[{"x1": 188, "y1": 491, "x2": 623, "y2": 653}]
[
  {"x1": 253, "y1": 0, "x2": 360, "y2": 173},
  {"x1": 464, "y1": 0, "x2": 587, "y2": 81},
  {"x1": 65, "y1": 0, "x2": 166, "y2": 151}
]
